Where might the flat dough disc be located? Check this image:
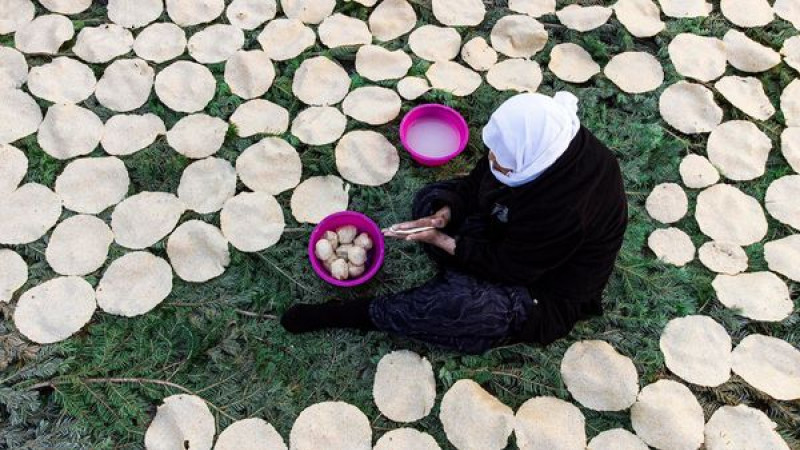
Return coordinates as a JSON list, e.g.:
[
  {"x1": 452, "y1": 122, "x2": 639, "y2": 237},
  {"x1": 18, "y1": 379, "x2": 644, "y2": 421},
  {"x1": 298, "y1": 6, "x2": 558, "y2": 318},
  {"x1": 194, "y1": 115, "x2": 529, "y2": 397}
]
[
  {"x1": 108, "y1": 0, "x2": 163, "y2": 28},
  {"x1": 712, "y1": 272, "x2": 793, "y2": 321},
  {"x1": 291, "y1": 106, "x2": 347, "y2": 145},
  {"x1": 356, "y1": 45, "x2": 412, "y2": 81},
  {"x1": 0, "y1": 47, "x2": 28, "y2": 89},
  {"x1": 630, "y1": 380, "x2": 705, "y2": 450},
  {"x1": 292, "y1": 56, "x2": 351, "y2": 106},
  {"x1": 167, "y1": 220, "x2": 229, "y2": 283},
  {"x1": 0, "y1": 144, "x2": 27, "y2": 194},
  {"x1": 281, "y1": 0, "x2": 335, "y2": 24},
  {"x1": 432, "y1": 0, "x2": 485, "y2": 26},
  {"x1": 165, "y1": 0, "x2": 224, "y2": 26},
  {"x1": 96, "y1": 251, "x2": 173, "y2": 317},
  {"x1": 0, "y1": 183, "x2": 62, "y2": 245},
  {"x1": 715, "y1": 76, "x2": 775, "y2": 121},
  {"x1": 782, "y1": 35, "x2": 800, "y2": 72},
  {"x1": 764, "y1": 235, "x2": 800, "y2": 281},
  {"x1": 668, "y1": 33, "x2": 727, "y2": 82},
  {"x1": 55, "y1": 157, "x2": 129, "y2": 214},
  {"x1": 167, "y1": 114, "x2": 228, "y2": 159},
  {"x1": 587, "y1": 429, "x2": 648, "y2": 450},
  {"x1": 707, "y1": 120, "x2": 771, "y2": 181},
  {"x1": 38, "y1": 104, "x2": 104, "y2": 160},
  {"x1": 318, "y1": 13, "x2": 371, "y2": 48},
  {"x1": 14, "y1": 14, "x2": 74, "y2": 54},
  {"x1": 490, "y1": 15, "x2": 547, "y2": 58},
  {"x1": 461, "y1": 37, "x2": 498, "y2": 72},
  {"x1": 659, "y1": 0, "x2": 711, "y2": 17},
  {"x1": 230, "y1": 99, "x2": 289, "y2": 137},
  {"x1": 46, "y1": 215, "x2": 113, "y2": 276},
  {"x1": 13, "y1": 276, "x2": 95, "y2": 344},
  {"x1": 102, "y1": 113, "x2": 165, "y2": 156},
  {"x1": 236, "y1": 137, "x2": 302, "y2": 195},
  {"x1": 509, "y1": 0, "x2": 556, "y2": 17},
  {"x1": 72, "y1": 24, "x2": 134, "y2": 63},
  {"x1": 698, "y1": 241, "x2": 748, "y2": 275},
  {"x1": 215, "y1": 418, "x2": 287, "y2": 450},
  {"x1": 659, "y1": 81, "x2": 723, "y2": 134},
  {"x1": 548, "y1": 43, "x2": 600, "y2": 83},
  {"x1": 705, "y1": 405, "x2": 790, "y2": 450},
  {"x1": 427, "y1": 61, "x2": 482, "y2": 97},
  {"x1": 724, "y1": 30, "x2": 782, "y2": 73},
  {"x1": 397, "y1": 76, "x2": 430, "y2": 100},
  {"x1": 177, "y1": 157, "x2": 237, "y2": 214},
  {"x1": 732, "y1": 334, "x2": 800, "y2": 400},
  {"x1": 289, "y1": 402, "x2": 371, "y2": 450},
  {"x1": 486, "y1": 59, "x2": 543, "y2": 93},
  {"x1": 774, "y1": 0, "x2": 800, "y2": 28},
  {"x1": 368, "y1": 0, "x2": 417, "y2": 42},
  {"x1": 224, "y1": 50, "x2": 275, "y2": 99},
  {"x1": 111, "y1": 192, "x2": 186, "y2": 249},
  {"x1": 765, "y1": 175, "x2": 800, "y2": 229},
  {"x1": 39, "y1": 0, "x2": 90, "y2": 14},
  {"x1": 221, "y1": 192, "x2": 285, "y2": 253},
  {"x1": 605, "y1": 52, "x2": 664, "y2": 94},
  {"x1": 560, "y1": 340, "x2": 639, "y2": 411},
  {"x1": 514, "y1": 397, "x2": 586, "y2": 450},
  {"x1": 95, "y1": 58, "x2": 155, "y2": 112},
  {"x1": 679, "y1": 154, "x2": 719, "y2": 189},
  {"x1": 133, "y1": 23, "x2": 187, "y2": 64},
  {"x1": 290, "y1": 176, "x2": 349, "y2": 224},
  {"x1": 257, "y1": 18, "x2": 315, "y2": 61},
  {"x1": 660, "y1": 315, "x2": 732, "y2": 387},
  {"x1": 28, "y1": 57, "x2": 96, "y2": 104},
  {"x1": 556, "y1": 5, "x2": 612, "y2": 32},
  {"x1": 226, "y1": 0, "x2": 277, "y2": 30},
  {"x1": 439, "y1": 379, "x2": 514, "y2": 450},
  {"x1": 645, "y1": 183, "x2": 688, "y2": 224},
  {"x1": 342, "y1": 86, "x2": 402, "y2": 125},
  {"x1": 782, "y1": 127, "x2": 800, "y2": 172},
  {"x1": 373, "y1": 350, "x2": 436, "y2": 423},
  {"x1": 721, "y1": 0, "x2": 773, "y2": 27},
  {"x1": 373, "y1": 428, "x2": 440, "y2": 450},
  {"x1": 695, "y1": 184, "x2": 767, "y2": 246},
  {"x1": 335, "y1": 130, "x2": 400, "y2": 186},
  {"x1": 613, "y1": 0, "x2": 665, "y2": 37},
  {"x1": 648, "y1": 227, "x2": 696, "y2": 266},
  {"x1": 154, "y1": 61, "x2": 216, "y2": 113},
  {"x1": 0, "y1": 89, "x2": 41, "y2": 144},
  {"x1": 409, "y1": 25, "x2": 461, "y2": 62},
  {"x1": 144, "y1": 394, "x2": 215, "y2": 450},
  {"x1": 781, "y1": 79, "x2": 800, "y2": 127},
  {"x1": 0, "y1": 0, "x2": 35, "y2": 35},
  {"x1": 0, "y1": 249, "x2": 27, "y2": 303},
  {"x1": 187, "y1": 24, "x2": 244, "y2": 64}
]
